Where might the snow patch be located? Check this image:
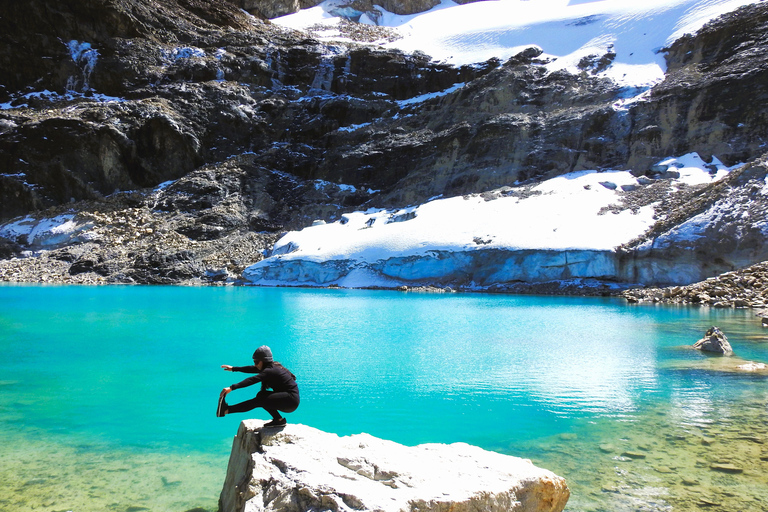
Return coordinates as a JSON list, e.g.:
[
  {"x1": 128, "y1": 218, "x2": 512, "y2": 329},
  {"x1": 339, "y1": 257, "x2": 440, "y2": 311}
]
[
  {"x1": 66, "y1": 40, "x2": 100, "y2": 92},
  {"x1": 168, "y1": 47, "x2": 206, "y2": 60},
  {"x1": 338, "y1": 122, "x2": 372, "y2": 132},
  {"x1": 612, "y1": 87, "x2": 653, "y2": 112},
  {"x1": 652, "y1": 152, "x2": 730, "y2": 186},
  {"x1": 0, "y1": 90, "x2": 127, "y2": 110},
  {"x1": 0, "y1": 214, "x2": 94, "y2": 249},
  {"x1": 275, "y1": 0, "x2": 761, "y2": 88},
  {"x1": 397, "y1": 82, "x2": 466, "y2": 107},
  {"x1": 314, "y1": 180, "x2": 360, "y2": 193}
]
